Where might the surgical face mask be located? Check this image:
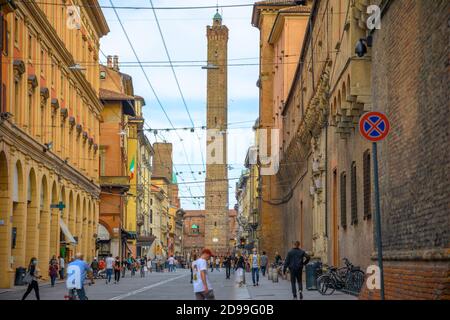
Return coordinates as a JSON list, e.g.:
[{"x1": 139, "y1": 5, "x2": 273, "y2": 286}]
[{"x1": 33, "y1": 260, "x2": 38, "y2": 265}]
